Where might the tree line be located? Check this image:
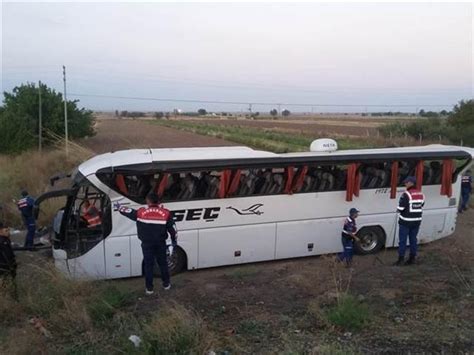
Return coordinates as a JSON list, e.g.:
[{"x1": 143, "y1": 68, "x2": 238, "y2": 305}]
[
  {"x1": 378, "y1": 100, "x2": 473, "y2": 146},
  {"x1": 0, "y1": 83, "x2": 94, "y2": 154}
]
